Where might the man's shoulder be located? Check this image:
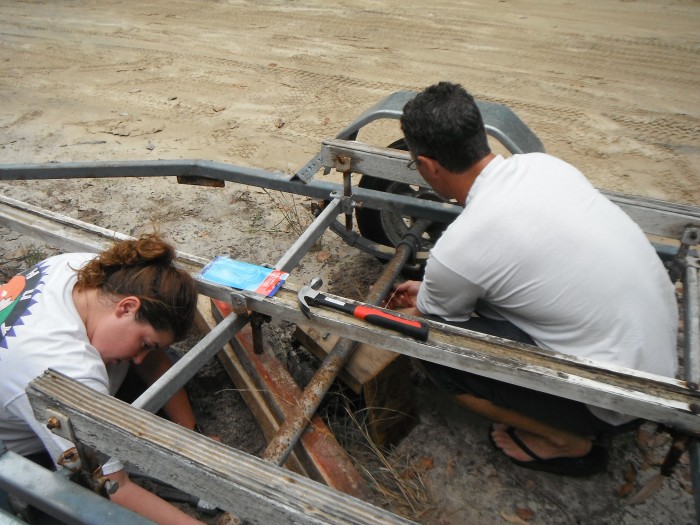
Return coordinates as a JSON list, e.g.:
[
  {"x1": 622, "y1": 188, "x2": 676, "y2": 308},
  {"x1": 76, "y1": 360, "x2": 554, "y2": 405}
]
[{"x1": 501, "y1": 152, "x2": 572, "y2": 169}]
